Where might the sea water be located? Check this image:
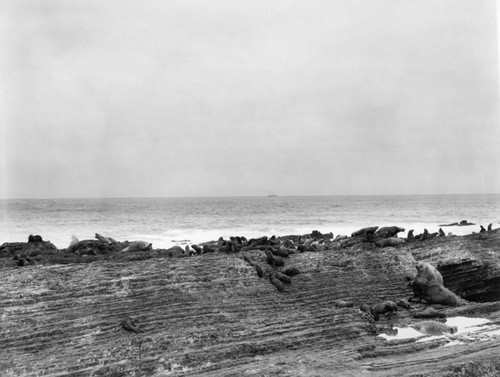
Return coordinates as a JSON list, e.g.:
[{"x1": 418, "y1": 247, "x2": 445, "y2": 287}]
[{"x1": 0, "y1": 194, "x2": 499, "y2": 249}]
